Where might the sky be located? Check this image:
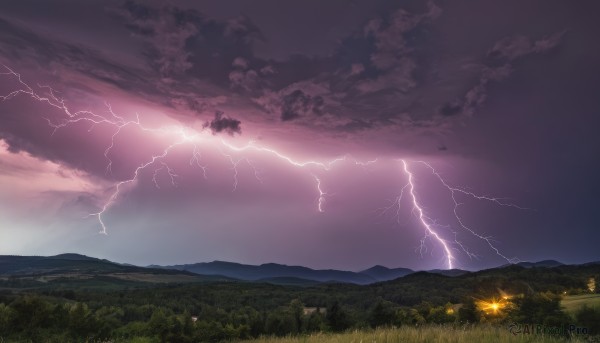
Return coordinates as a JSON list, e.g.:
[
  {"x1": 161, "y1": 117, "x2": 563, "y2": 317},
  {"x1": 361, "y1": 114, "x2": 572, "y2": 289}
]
[{"x1": 0, "y1": 0, "x2": 599, "y2": 271}]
